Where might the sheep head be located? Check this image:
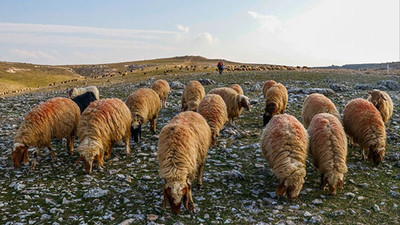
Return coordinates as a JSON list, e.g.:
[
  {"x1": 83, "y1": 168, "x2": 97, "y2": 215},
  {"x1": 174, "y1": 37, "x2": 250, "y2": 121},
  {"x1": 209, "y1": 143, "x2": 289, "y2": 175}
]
[
  {"x1": 238, "y1": 95, "x2": 251, "y2": 111},
  {"x1": 320, "y1": 173, "x2": 344, "y2": 195},
  {"x1": 76, "y1": 138, "x2": 103, "y2": 173},
  {"x1": 132, "y1": 113, "x2": 143, "y2": 142},
  {"x1": 12, "y1": 143, "x2": 29, "y2": 168},
  {"x1": 187, "y1": 101, "x2": 199, "y2": 112},
  {"x1": 368, "y1": 90, "x2": 386, "y2": 110},
  {"x1": 276, "y1": 172, "x2": 305, "y2": 200},
  {"x1": 263, "y1": 102, "x2": 277, "y2": 125},
  {"x1": 163, "y1": 181, "x2": 191, "y2": 214},
  {"x1": 368, "y1": 145, "x2": 385, "y2": 166}
]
